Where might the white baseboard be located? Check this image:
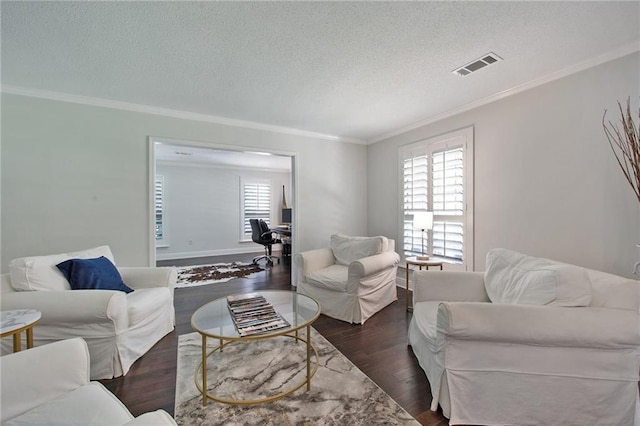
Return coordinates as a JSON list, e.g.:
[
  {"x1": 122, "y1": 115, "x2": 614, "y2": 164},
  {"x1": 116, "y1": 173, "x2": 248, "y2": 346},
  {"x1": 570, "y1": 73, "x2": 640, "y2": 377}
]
[{"x1": 156, "y1": 247, "x2": 282, "y2": 261}]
